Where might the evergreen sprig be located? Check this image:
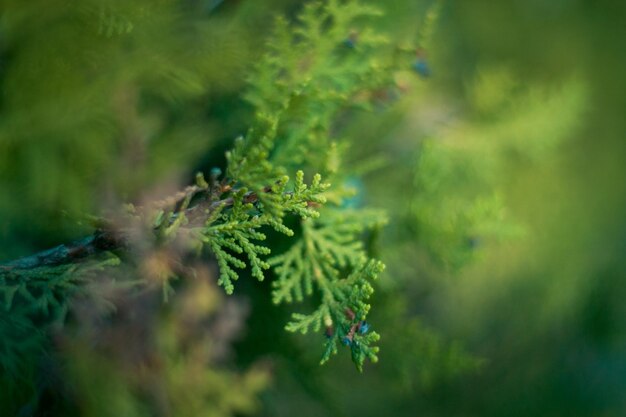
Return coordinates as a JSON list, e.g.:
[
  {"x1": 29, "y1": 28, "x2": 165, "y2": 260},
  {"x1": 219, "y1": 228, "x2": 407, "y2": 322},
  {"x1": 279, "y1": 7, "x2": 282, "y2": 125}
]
[
  {"x1": 217, "y1": 0, "x2": 399, "y2": 370},
  {"x1": 199, "y1": 170, "x2": 330, "y2": 294},
  {"x1": 0, "y1": 0, "x2": 409, "y2": 373},
  {"x1": 269, "y1": 208, "x2": 386, "y2": 371},
  {"x1": 245, "y1": 0, "x2": 392, "y2": 169}
]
